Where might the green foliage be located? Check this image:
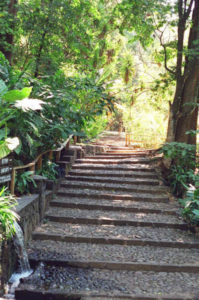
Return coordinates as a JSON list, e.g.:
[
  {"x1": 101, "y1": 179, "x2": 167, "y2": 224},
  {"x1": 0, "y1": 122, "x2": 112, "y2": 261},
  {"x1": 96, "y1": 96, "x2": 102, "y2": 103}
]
[
  {"x1": 0, "y1": 187, "x2": 19, "y2": 238},
  {"x1": 83, "y1": 114, "x2": 108, "y2": 140},
  {"x1": 37, "y1": 160, "x2": 58, "y2": 181},
  {"x1": 15, "y1": 171, "x2": 37, "y2": 195},
  {"x1": 161, "y1": 142, "x2": 196, "y2": 169},
  {"x1": 160, "y1": 142, "x2": 197, "y2": 195},
  {"x1": 179, "y1": 186, "x2": 199, "y2": 225},
  {"x1": 0, "y1": 137, "x2": 20, "y2": 159}
]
